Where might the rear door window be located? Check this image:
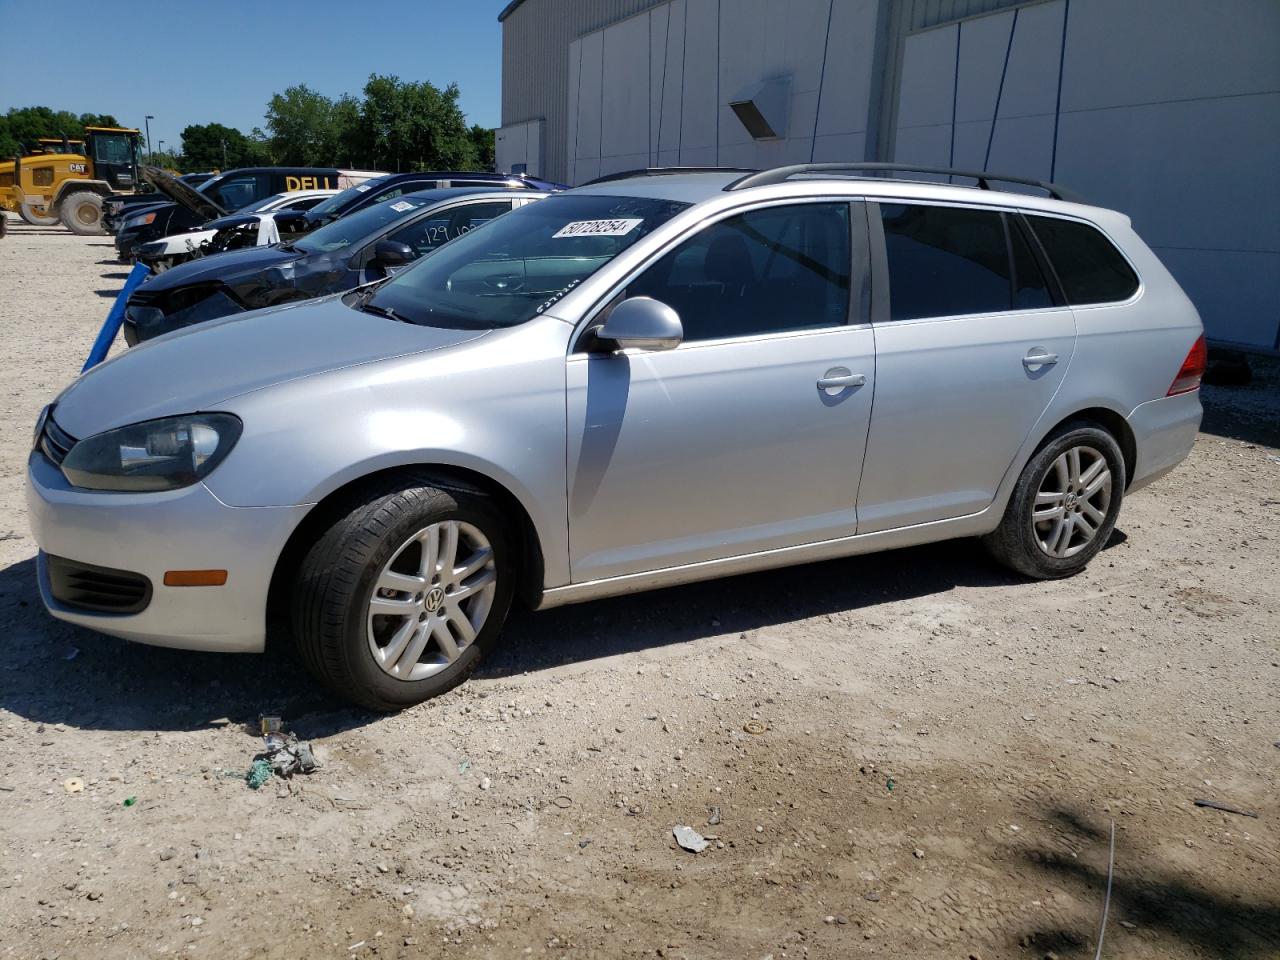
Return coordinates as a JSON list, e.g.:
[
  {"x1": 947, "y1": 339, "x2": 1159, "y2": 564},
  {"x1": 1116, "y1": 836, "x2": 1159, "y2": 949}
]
[
  {"x1": 1024, "y1": 215, "x2": 1139, "y2": 305},
  {"x1": 879, "y1": 203, "x2": 1011, "y2": 321}
]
